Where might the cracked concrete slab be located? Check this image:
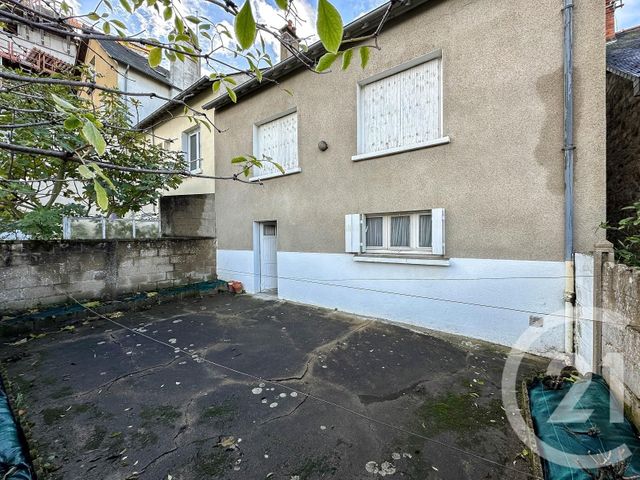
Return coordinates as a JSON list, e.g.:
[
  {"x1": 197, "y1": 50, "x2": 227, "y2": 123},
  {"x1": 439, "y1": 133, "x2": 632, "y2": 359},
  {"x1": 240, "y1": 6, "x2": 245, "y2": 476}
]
[{"x1": 2, "y1": 293, "x2": 546, "y2": 479}]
